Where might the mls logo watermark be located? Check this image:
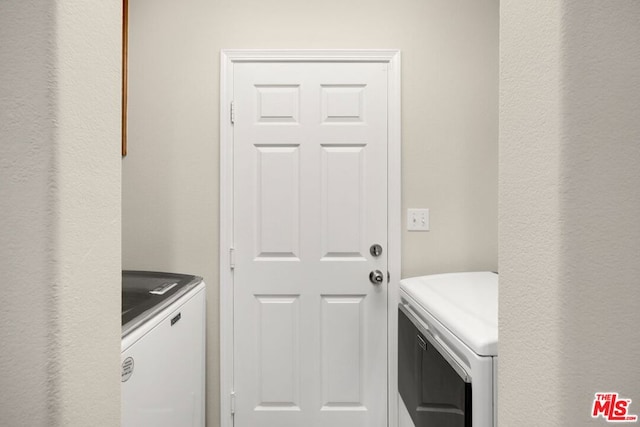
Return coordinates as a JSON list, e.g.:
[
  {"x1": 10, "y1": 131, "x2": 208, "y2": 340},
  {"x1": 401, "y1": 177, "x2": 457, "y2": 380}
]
[{"x1": 592, "y1": 393, "x2": 638, "y2": 422}]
